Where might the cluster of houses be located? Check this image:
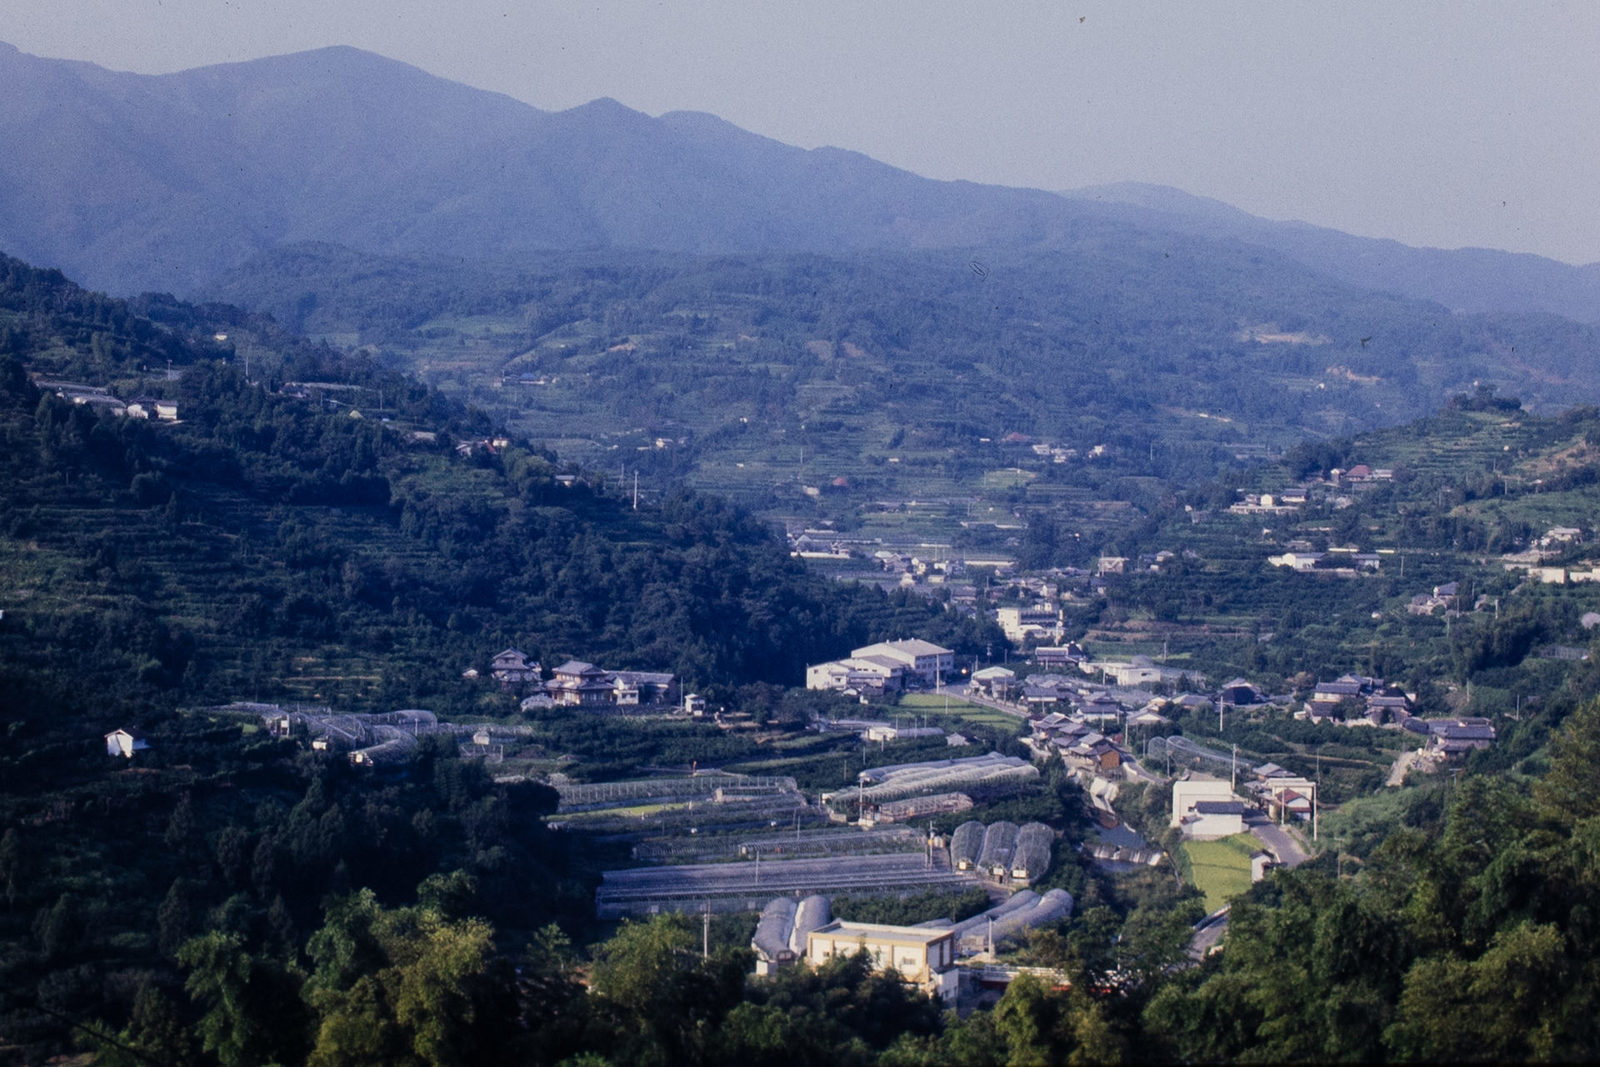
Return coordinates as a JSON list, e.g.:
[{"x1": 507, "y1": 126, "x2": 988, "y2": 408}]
[
  {"x1": 1500, "y1": 527, "x2": 1600, "y2": 584},
  {"x1": 1239, "y1": 671, "x2": 1499, "y2": 757},
  {"x1": 1173, "y1": 769, "x2": 1314, "y2": 843},
  {"x1": 1095, "y1": 553, "x2": 1181, "y2": 576},
  {"x1": 805, "y1": 639, "x2": 956, "y2": 697},
  {"x1": 1408, "y1": 581, "x2": 1463, "y2": 615},
  {"x1": 1228, "y1": 490, "x2": 1307, "y2": 515},
  {"x1": 38, "y1": 378, "x2": 179, "y2": 421},
  {"x1": 1028, "y1": 712, "x2": 1132, "y2": 778},
  {"x1": 1299, "y1": 673, "x2": 1414, "y2": 726},
  {"x1": 1402, "y1": 716, "x2": 1497, "y2": 757},
  {"x1": 968, "y1": 649, "x2": 1198, "y2": 707},
  {"x1": 472, "y1": 649, "x2": 678, "y2": 710},
  {"x1": 1016, "y1": 675, "x2": 1180, "y2": 778},
  {"x1": 1025, "y1": 440, "x2": 1080, "y2": 464},
  {"x1": 1229, "y1": 464, "x2": 1393, "y2": 516}
]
